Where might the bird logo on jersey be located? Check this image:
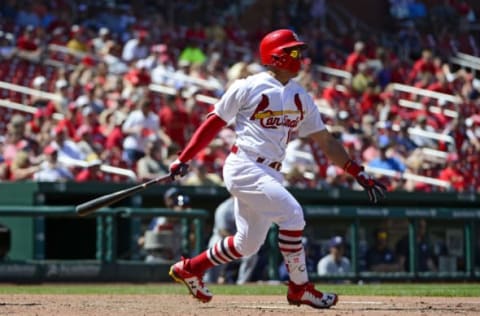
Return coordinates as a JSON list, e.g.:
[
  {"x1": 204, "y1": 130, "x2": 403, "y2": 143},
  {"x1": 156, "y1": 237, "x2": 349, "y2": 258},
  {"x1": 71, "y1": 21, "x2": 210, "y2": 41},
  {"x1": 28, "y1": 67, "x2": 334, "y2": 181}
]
[{"x1": 250, "y1": 94, "x2": 304, "y2": 129}]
